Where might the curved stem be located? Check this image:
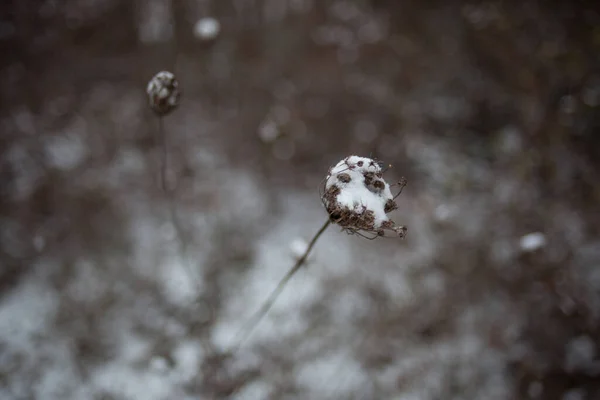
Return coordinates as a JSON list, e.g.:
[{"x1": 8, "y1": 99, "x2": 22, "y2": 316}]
[{"x1": 232, "y1": 218, "x2": 332, "y2": 352}]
